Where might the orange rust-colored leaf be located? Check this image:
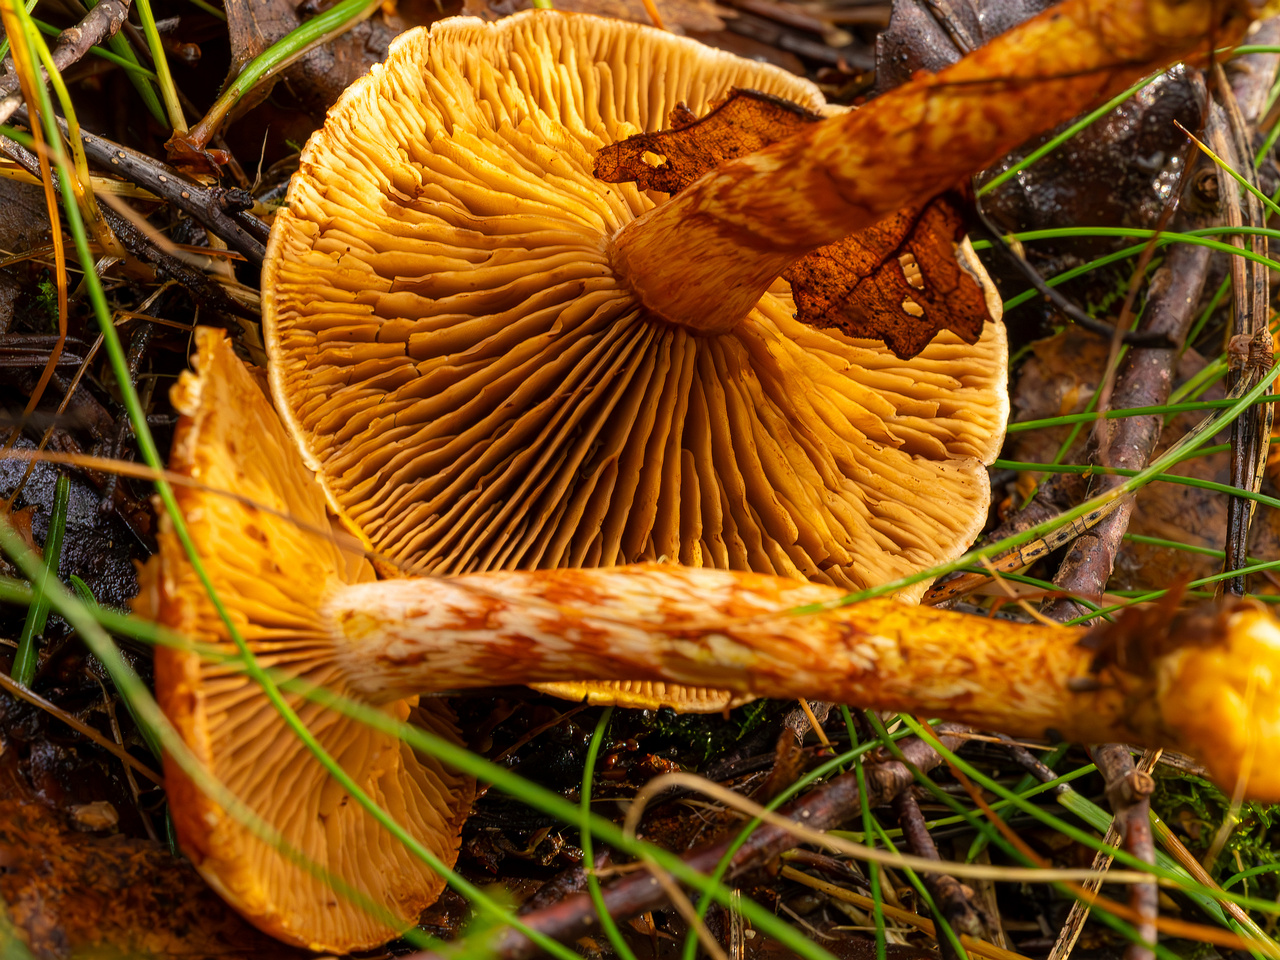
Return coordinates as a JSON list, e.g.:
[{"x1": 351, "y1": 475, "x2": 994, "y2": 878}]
[
  {"x1": 783, "y1": 195, "x2": 988, "y2": 359},
  {"x1": 596, "y1": 90, "x2": 992, "y2": 358},
  {"x1": 163, "y1": 135, "x2": 231, "y2": 176},
  {"x1": 0, "y1": 767, "x2": 302, "y2": 959},
  {"x1": 594, "y1": 89, "x2": 822, "y2": 194}
]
